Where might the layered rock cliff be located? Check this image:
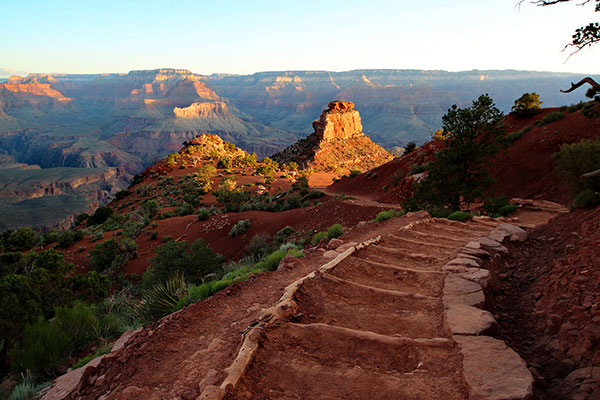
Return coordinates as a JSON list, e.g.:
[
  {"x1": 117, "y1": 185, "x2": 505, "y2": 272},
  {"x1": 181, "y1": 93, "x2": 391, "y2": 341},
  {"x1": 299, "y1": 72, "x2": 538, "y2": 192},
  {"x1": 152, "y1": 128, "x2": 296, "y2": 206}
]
[{"x1": 271, "y1": 100, "x2": 393, "y2": 173}]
